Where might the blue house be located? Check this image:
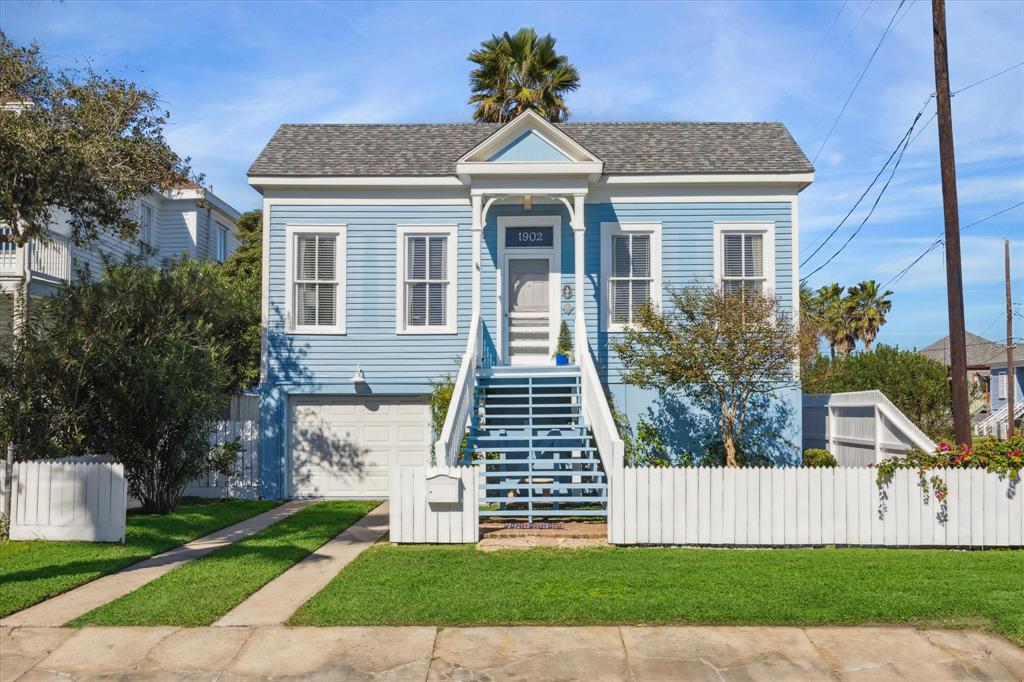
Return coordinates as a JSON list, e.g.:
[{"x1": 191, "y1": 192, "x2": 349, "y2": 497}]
[{"x1": 248, "y1": 111, "x2": 814, "y2": 515}]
